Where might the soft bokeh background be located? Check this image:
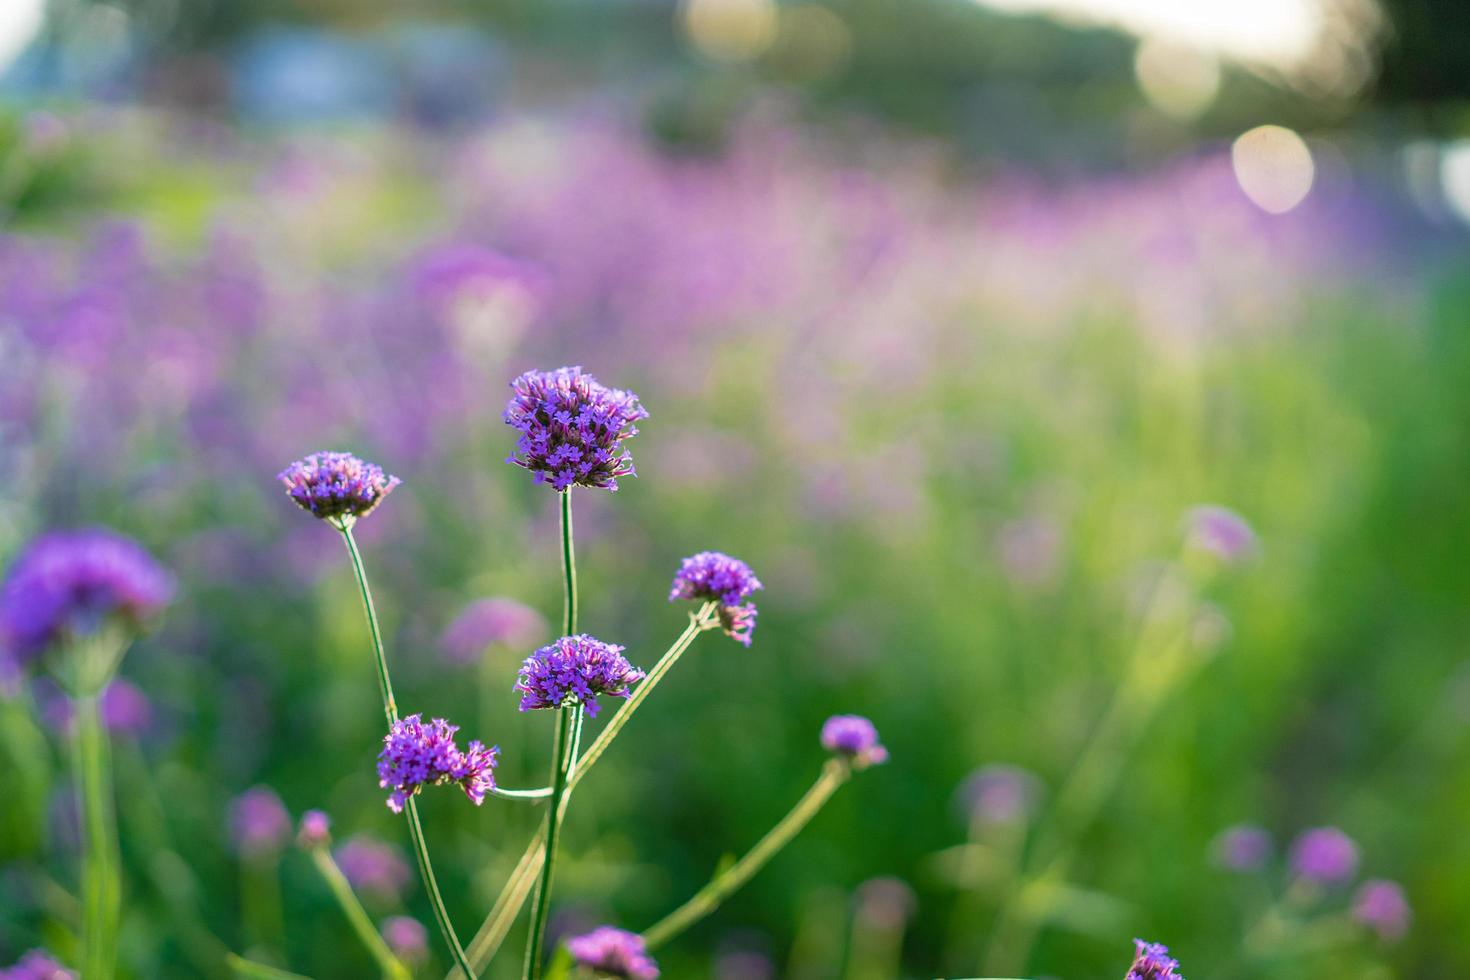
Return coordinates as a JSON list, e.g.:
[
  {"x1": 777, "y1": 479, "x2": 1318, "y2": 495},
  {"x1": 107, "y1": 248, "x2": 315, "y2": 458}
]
[{"x1": 2, "y1": 1, "x2": 1469, "y2": 977}]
